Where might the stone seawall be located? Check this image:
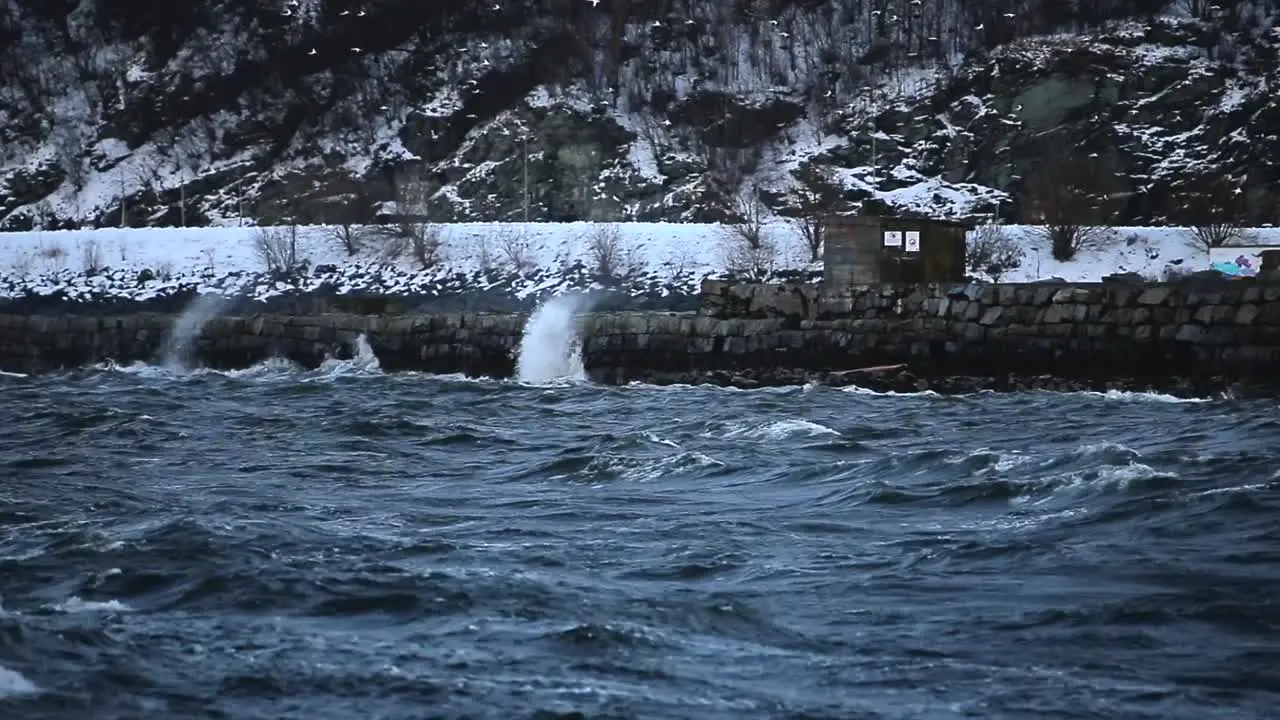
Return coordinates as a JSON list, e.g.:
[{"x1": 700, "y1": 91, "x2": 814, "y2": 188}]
[
  {"x1": 2, "y1": 278, "x2": 1279, "y2": 395},
  {"x1": 696, "y1": 278, "x2": 1280, "y2": 382}
]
